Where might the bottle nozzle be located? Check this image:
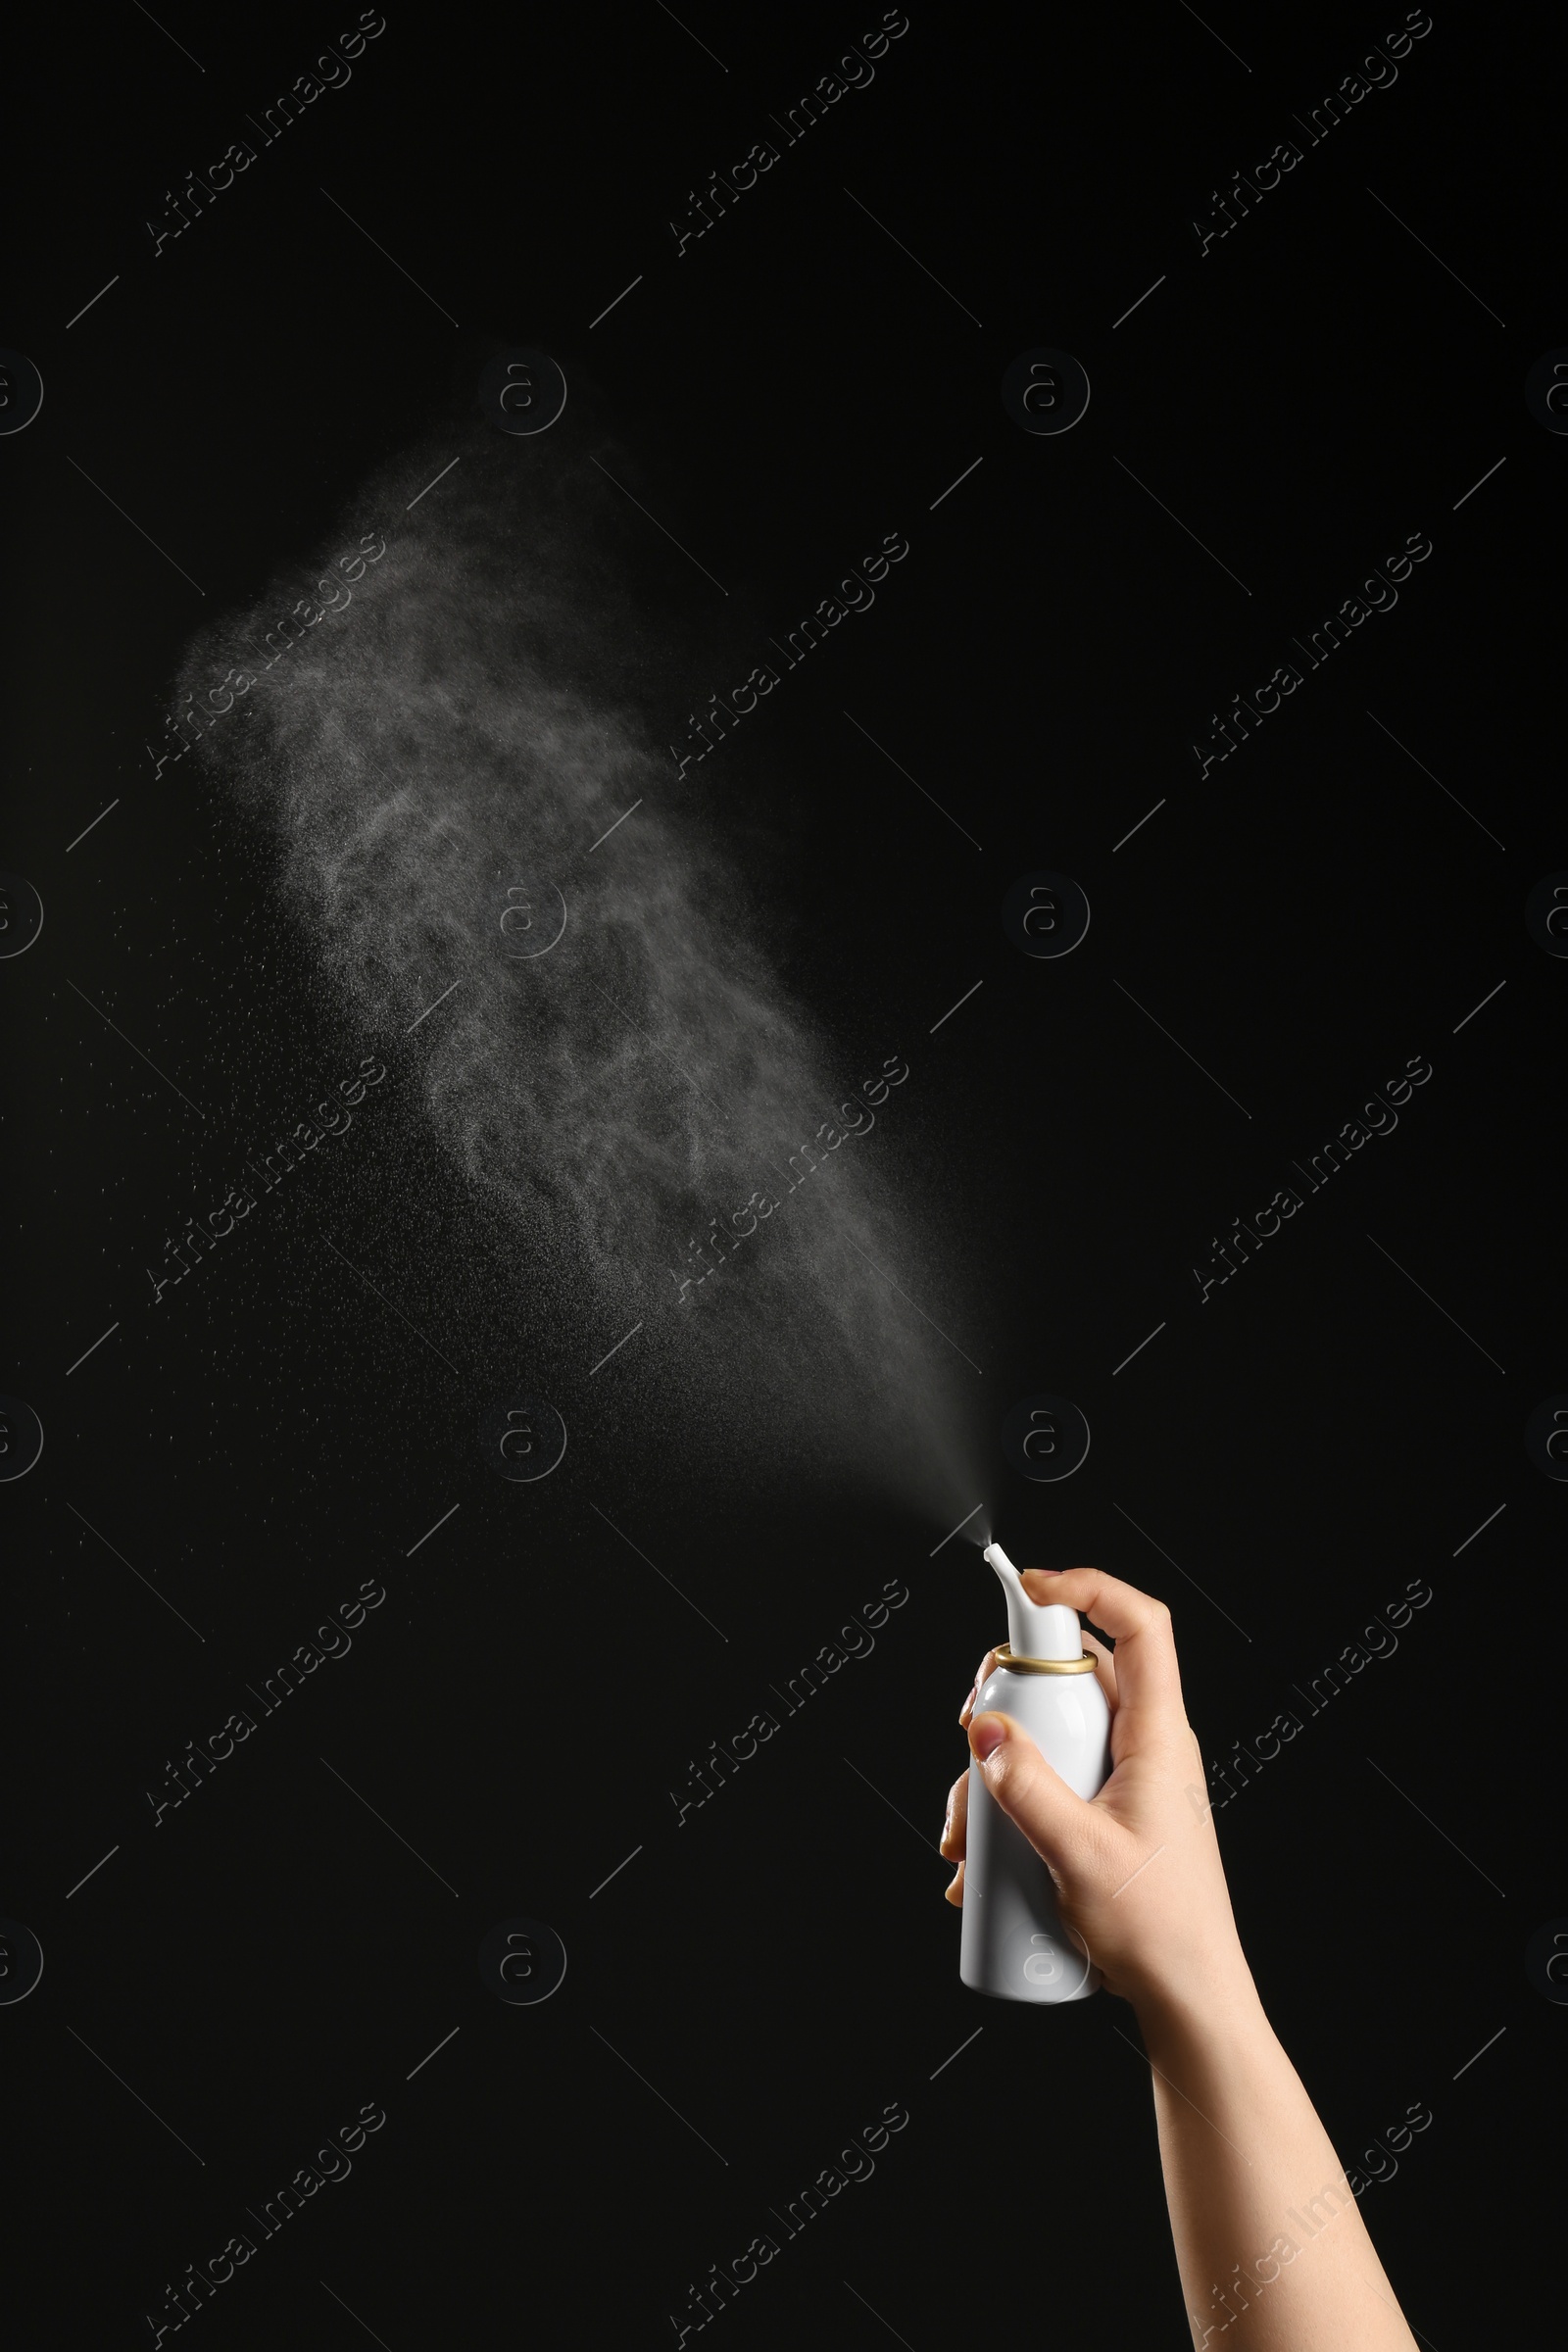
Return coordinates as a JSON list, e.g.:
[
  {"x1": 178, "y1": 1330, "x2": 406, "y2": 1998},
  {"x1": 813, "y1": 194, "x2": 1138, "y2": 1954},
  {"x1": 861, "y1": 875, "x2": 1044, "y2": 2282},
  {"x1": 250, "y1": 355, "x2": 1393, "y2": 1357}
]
[{"x1": 984, "y1": 1542, "x2": 1082, "y2": 1663}]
